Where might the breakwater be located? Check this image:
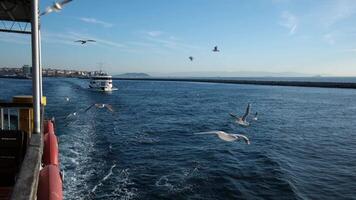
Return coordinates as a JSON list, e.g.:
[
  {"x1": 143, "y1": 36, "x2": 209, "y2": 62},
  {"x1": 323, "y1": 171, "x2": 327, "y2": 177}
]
[{"x1": 113, "y1": 77, "x2": 356, "y2": 89}]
